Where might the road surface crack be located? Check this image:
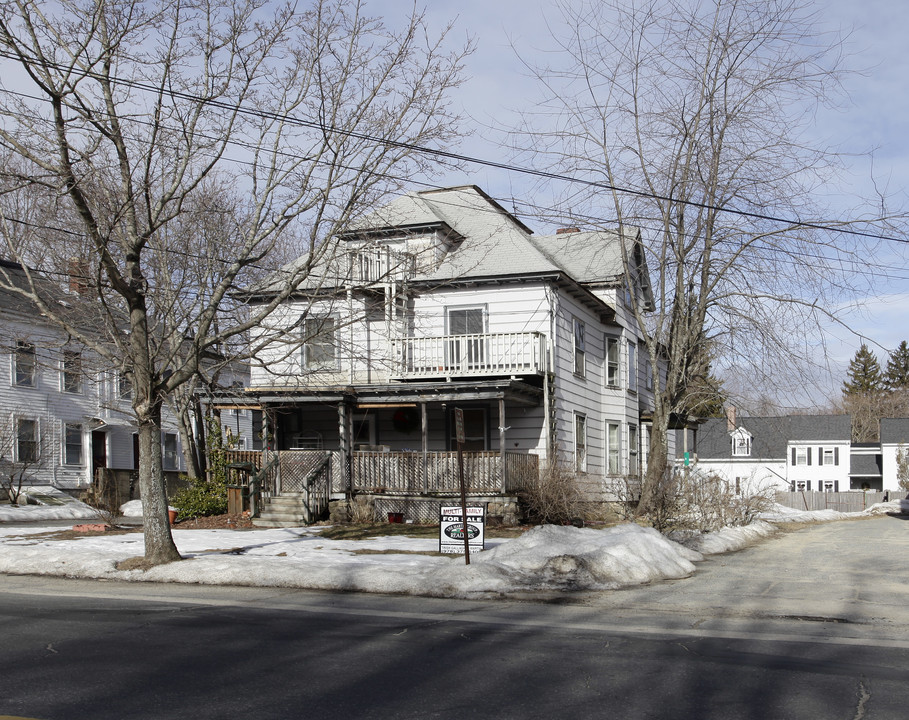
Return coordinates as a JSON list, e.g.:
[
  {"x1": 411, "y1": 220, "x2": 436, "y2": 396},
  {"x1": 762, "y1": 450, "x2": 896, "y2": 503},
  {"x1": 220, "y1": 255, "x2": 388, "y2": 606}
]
[{"x1": 852, "y1": 678, "x2": 870, "y2": 720}]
